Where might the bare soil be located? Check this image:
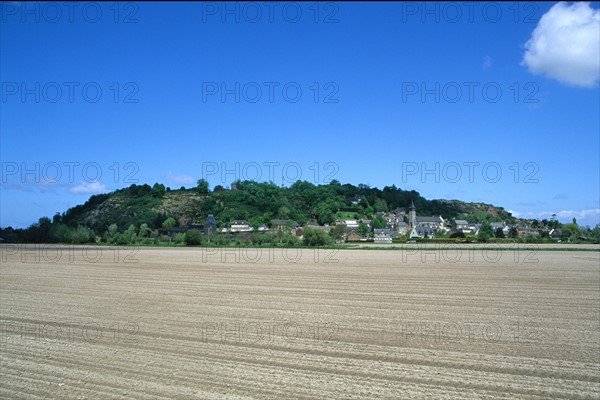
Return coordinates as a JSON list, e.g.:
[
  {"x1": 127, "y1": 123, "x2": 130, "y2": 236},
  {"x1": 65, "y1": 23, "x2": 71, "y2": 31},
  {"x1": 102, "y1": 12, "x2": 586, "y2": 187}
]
[{"x1": 1, "y1": 245, "x2": 599, "y2": 399}]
